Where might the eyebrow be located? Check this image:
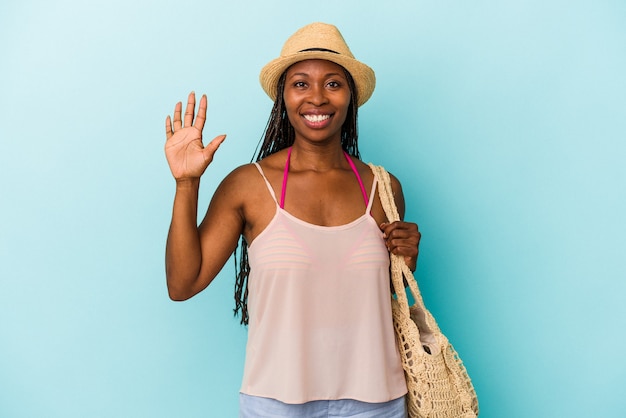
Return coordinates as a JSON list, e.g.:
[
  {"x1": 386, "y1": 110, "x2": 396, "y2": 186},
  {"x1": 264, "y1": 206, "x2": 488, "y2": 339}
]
[{"x1": 288, "y1": 72, "x2": 344, "y2": 78}]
